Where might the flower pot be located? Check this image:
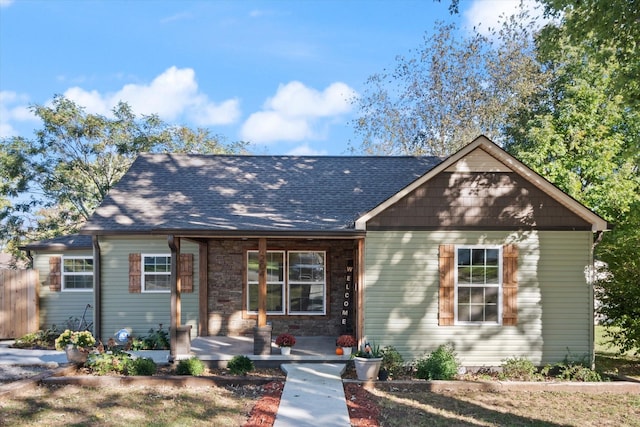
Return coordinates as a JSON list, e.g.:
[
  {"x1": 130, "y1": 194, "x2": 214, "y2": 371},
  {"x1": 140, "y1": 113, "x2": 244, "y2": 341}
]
[
  {"x1": 65, "y1": 345, "x2": 88, "y2": 365},
  {"x1": 341, "y1": 347, "x2": 352, "y2": 357},
  {"x1": 353, "y1": 356, "x2": 383, "y2": 380},
  {"x1": 280, "y1": 346, "x2": 292, "y2": 356}
]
